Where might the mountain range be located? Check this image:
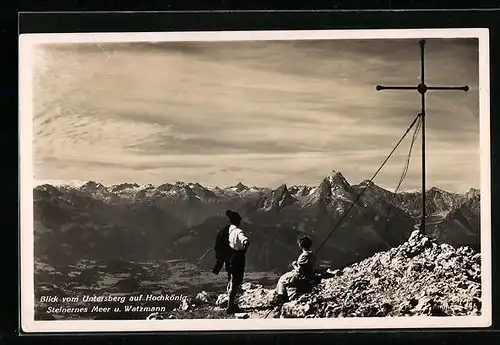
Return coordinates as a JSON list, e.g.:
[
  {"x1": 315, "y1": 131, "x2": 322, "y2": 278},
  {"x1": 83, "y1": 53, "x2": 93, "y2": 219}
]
[{"x1": 33, "y1": 170, "x2": 480, "y2": 272}]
